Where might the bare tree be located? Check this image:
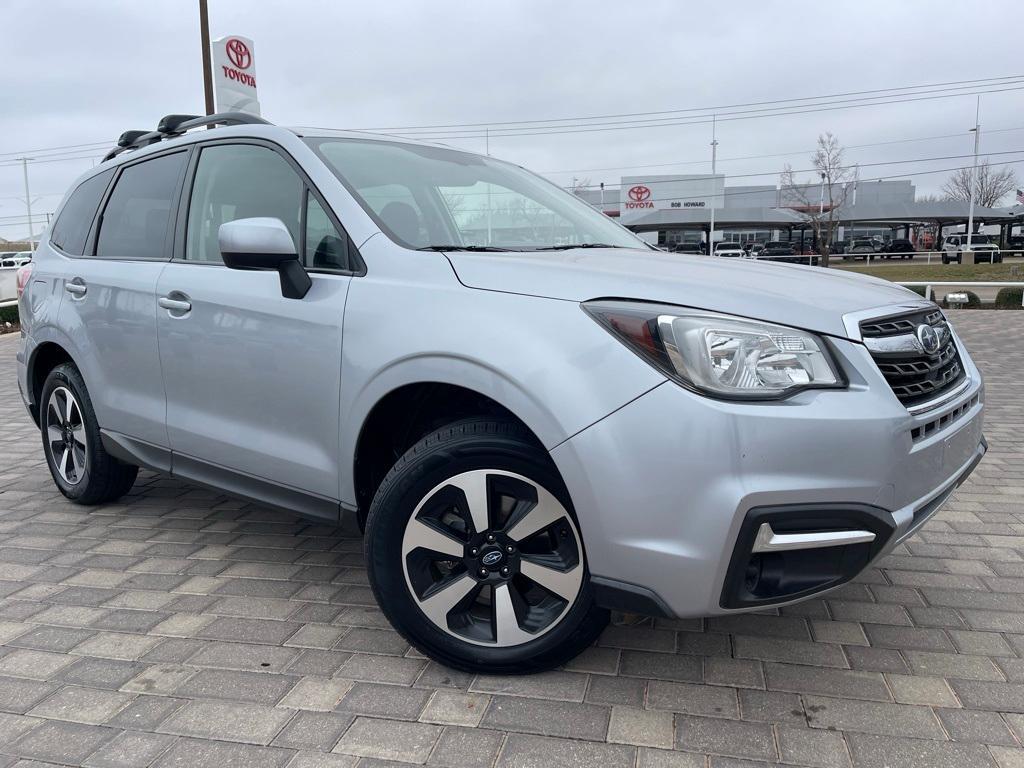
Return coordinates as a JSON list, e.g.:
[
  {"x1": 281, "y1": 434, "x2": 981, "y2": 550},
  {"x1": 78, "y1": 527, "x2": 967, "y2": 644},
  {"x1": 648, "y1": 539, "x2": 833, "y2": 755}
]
[
  {"x1": 779, "y1": 133, "x2": 853, "y2": 267},
  {"x1": 941, "y1": 160, "x2": 1018, "y2": 208},
  {"x1": 916, "y1": 193, "x2": 943, "y2": 203},
  {"x1": 569, "y1": 177, "x2": 592, "y2": 197}
]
